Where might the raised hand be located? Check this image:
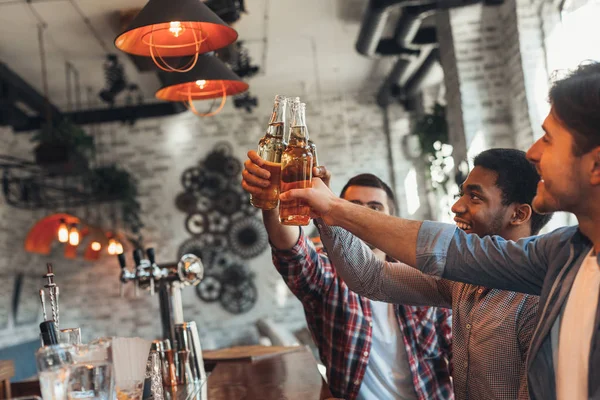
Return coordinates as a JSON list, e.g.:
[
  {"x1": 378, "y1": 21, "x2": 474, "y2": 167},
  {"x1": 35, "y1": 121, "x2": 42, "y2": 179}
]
[
  {"x1": 241, "y1": 150, "x2": 271, "y2": 196},
  {"x1": 279, "y1": 177, "x2": 340, "y2": 225}
]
